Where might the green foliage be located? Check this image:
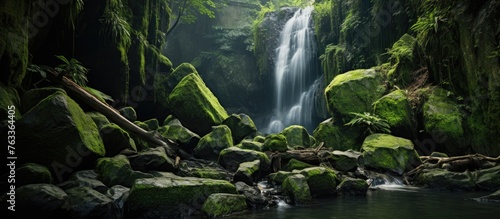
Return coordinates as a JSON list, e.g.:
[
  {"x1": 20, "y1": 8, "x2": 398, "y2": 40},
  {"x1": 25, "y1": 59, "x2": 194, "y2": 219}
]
[
  {"x1": 100, "y1": 10, "x2": 132, "y2": 47},
  {"x1": 64, "y1": 0, "x2": 85, "y2": 29},
  {"x1": 55, "y1": 55, "x2": 89, "y2": 86},
  {"x1": 344, "y1": 112, "x2": 391, "y2": 135}
]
